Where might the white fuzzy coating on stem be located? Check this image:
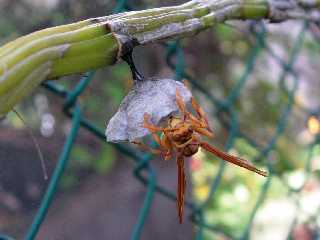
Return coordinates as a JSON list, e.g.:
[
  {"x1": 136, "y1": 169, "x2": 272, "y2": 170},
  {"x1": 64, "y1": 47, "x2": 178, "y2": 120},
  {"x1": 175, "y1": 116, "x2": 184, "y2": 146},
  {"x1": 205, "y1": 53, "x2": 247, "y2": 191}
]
[
  {"x1": 106, "y1": 0, "x2": 318, "y2": 46},
  {"x1": 107, "y1": 4, "x2": 210, "y2": 44},
  {"x1": 298, "y1": 0, "x2": 320, "y2": 8},
  {"x1": 198, "y1": 0, "x2": 242, "y2": 10},
  {"x1": 268, "y1": 0, "x2": 319, "y2": 21},
  {"x1": 136, "y1": 18, "x2": 203, "y2": 44}
]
